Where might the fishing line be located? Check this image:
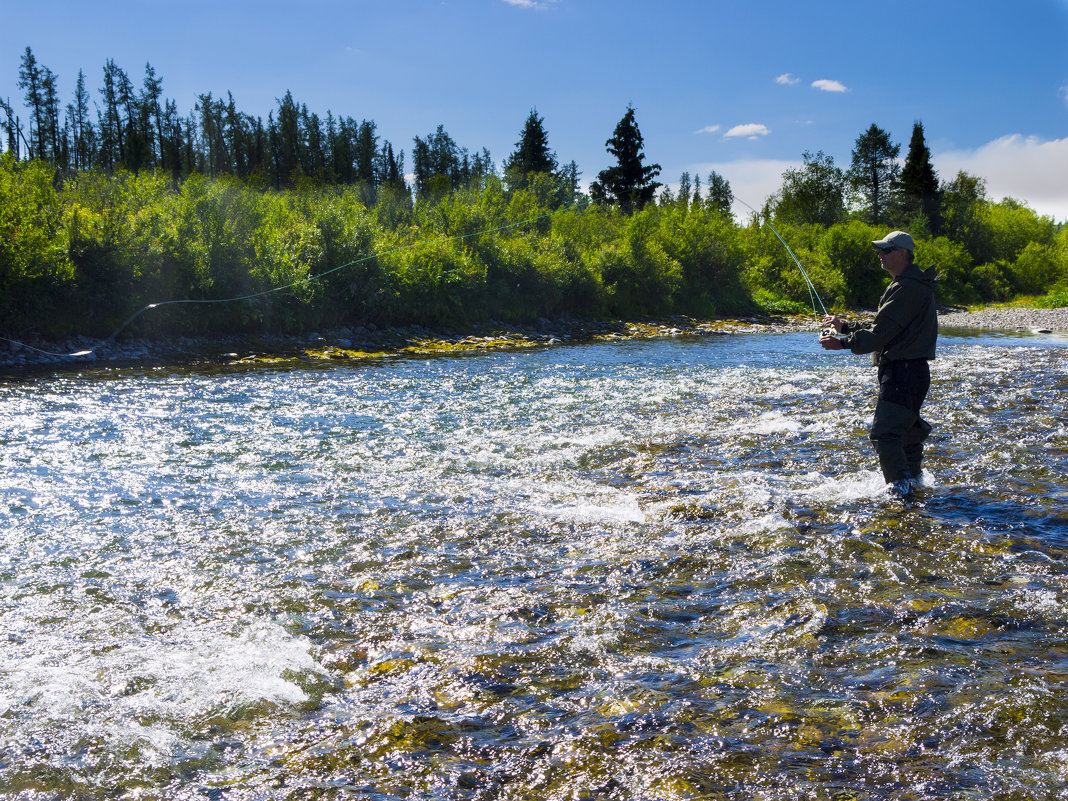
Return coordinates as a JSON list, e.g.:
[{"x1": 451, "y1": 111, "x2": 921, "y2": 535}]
[
  {"x1": 1, "y1": 196, "x2": 593, "y2": 360},
  {"x1": 735, "y1": 197, "x2": 829, "y2": 321}
]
